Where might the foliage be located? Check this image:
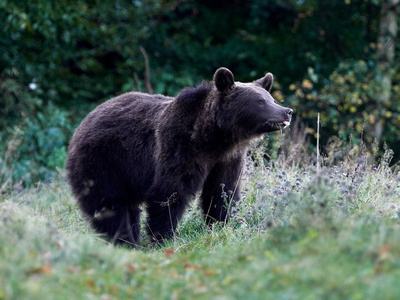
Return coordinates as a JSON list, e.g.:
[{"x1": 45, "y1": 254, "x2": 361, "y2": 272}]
[
  {"x1": 144, "y1": 0, "x2": 381, "y2": 88},
  {"x1": 0, "y1": 0, "x2": 382, "y2": 103},
  {"x1": 2, "y1": 0, "x2": 400, "y2": 185},
  {"x1": 0, "y1": 102, "x2": 73, "y2": 189},
  {"x1": 1, "y1": 150, "x2": 400, "y2": 299},
  {"x1": 0, "y1": 0, "x2": 161, "y2": 106},
  {"x1": 285, "y1": 57, "x2": 400, "y2": 158}
]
